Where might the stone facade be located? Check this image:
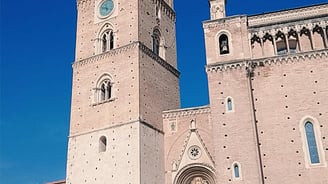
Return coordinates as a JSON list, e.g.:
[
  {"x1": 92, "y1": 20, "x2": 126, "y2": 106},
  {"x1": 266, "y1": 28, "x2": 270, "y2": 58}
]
[{"x1": 63, "y1": 0, "x2": 328, "y2": 184}]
